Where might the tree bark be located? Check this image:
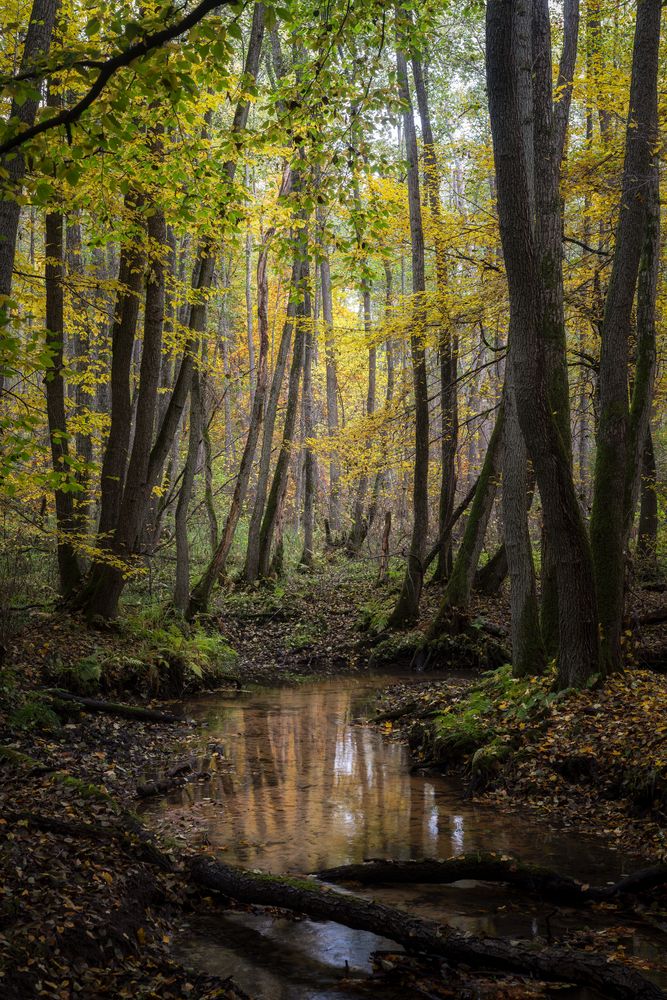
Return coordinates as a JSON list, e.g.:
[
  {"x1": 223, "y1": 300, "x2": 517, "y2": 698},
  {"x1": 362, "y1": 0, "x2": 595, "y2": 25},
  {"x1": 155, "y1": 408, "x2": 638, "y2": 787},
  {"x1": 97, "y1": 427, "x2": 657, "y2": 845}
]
[
  {"x1": 590, "y1": 0, "x2": 661, "y2": 673},
  {"x1": 317, "y1": 853, "x2": 667, "y2": 905},
  {"x1": 189, "y1": 167, "x2": 291, "y2": 613},
  {"x1": 190, "y1": 858, "x2": 664, "y2": 1000},
  {"x1": 44, "y1": 205, "x2": 82, "y2": 596},
  {"x1": 244, "y1": 254, "x2": 301, "y2": 581},
  {"x1": 388, "y1": 31, "x2": 429, "y2": 627},
  {"x1": 411, "y1": 49, "x2": 458, "y2": 584},
  {"x1": 0, "y1": 0, "x2": 57, "y2": 301},
  {"x1": 486, "y1": 0, "x2": 600, "y2": 688}
]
